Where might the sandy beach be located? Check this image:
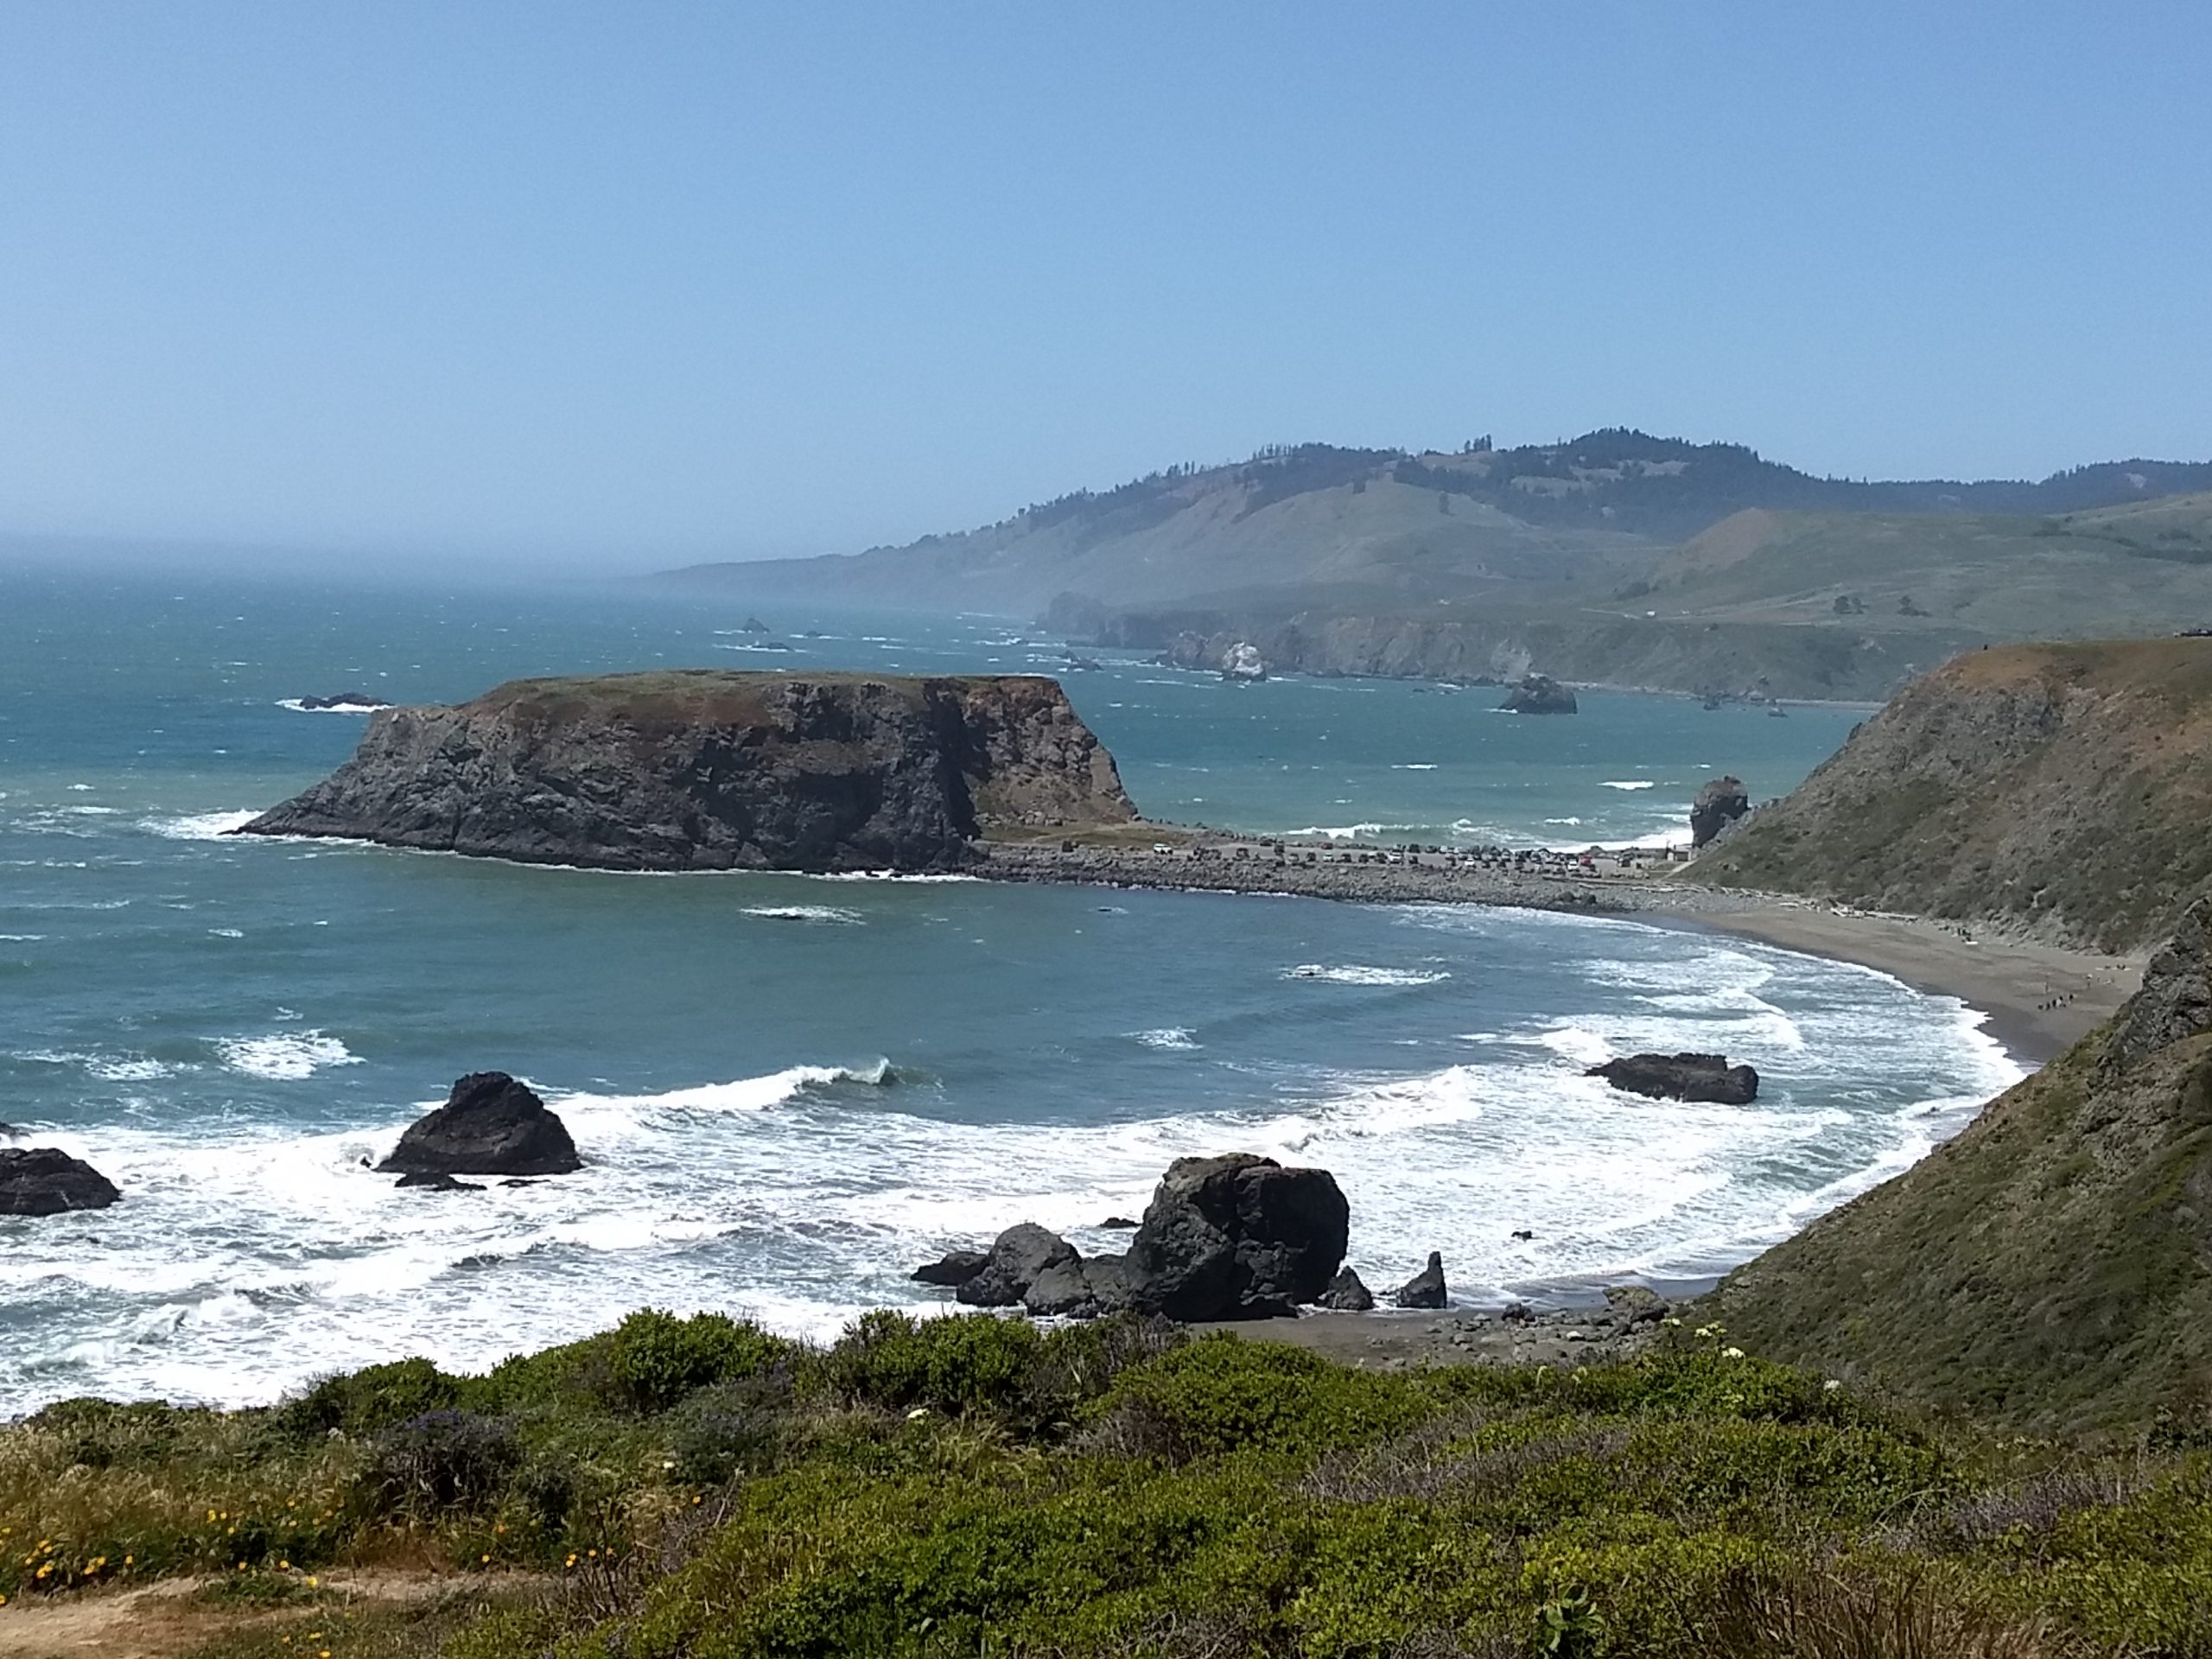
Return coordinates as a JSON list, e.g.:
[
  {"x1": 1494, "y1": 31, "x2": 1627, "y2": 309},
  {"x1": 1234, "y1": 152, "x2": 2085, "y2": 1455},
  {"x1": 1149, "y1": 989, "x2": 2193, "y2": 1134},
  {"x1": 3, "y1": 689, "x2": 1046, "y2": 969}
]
[
  {"x1": 1678, "y1": 905, "x2": 2140, "y2": 1065},
  {"x1": 985, "y1": 830, "x2": 2142, "y2": 1068}
]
